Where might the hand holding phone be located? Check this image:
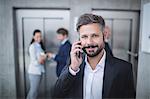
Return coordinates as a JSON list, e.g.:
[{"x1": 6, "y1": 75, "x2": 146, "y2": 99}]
[{"x1": 70, "y1": 41, "x2": 83, "y2": 72}]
